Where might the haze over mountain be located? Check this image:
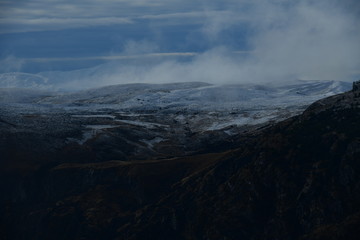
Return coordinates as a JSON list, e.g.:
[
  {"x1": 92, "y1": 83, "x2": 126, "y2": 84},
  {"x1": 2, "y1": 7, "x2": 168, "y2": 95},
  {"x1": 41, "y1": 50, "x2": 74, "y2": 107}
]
[
  {"x1": 1, "y1": 0, "x2": 360, "y2": 239},
  {"x1": 1, "y1": 0, "x2": 359, "y2": 90}
]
